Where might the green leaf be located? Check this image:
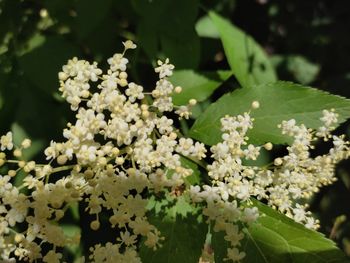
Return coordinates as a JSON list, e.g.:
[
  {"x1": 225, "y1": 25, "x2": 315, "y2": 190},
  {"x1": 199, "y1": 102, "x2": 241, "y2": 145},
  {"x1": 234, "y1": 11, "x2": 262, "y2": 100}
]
[
  {"x1": 212, "y1": 201, "x2": 349, "y2": 263},
  {"x1": 140, "y1": 195, "x2": 207, "y2": 263},
  {"x1": 160, "y1": 33, "x2": 200, "y2": 69},
  {"x1": 18, "y1": 33, "x2": 46, "y2": 56},
  {"x1": 195, "y1": 15, "x2": 220, "y2": 39},
  {"x1": 286, "y1": 56, "x2": 320, "y2": 85},
  {"x1": 244, "y1": 200, "x2": 350, "y2": 263},
  {"x1": 211, "y1": 230, "x2": 227, "y2": 262},
  {"x1": 137, "y1": 20, "x2": 158, "y2": 60},
  {"x1": 272, "y1": 55, "x2": 320, "y2": 85},
  {"x1": 75, "y1": 0, "x2": 113, "y2": 39},
  {"x1": 14, "y1": 83, "x2": 69, "y2": 140},
  {"x1": 19, "y1": 36, "x2": 80, "y2": 94},
  {"x1": 242, "y1": 148, "x2": 270, "y2": 167},
  {"x1": 209, "y1": 11, "x2": 277, "y2": 88},
  {"x1": 133, "y1": 0, "x2": 200, "y2": 69},
  {"x1": 0, "y1": 71, "x2": 21, "y2": 134},
  {"x1": 69, "y1": 202, "x2": 80, "y2": 222},
  {"x1": 62, "y1": 224, "x2": 81, "y2": 238},
  {"x1": 190, "y1": 81, "x2": 350, "y2": 145},
  {"x1": 11, "y1": 122, "x2": 45, "y2": 161},
  {"x1": 170, "y1": 70, "x2": 232, "y2": 105},
  {"x1": 61, "y1": 224, "x2": 82, "y2": 260},
  {"x1": 179, "y1": 157, "x2": 201, "y2": 185}
]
